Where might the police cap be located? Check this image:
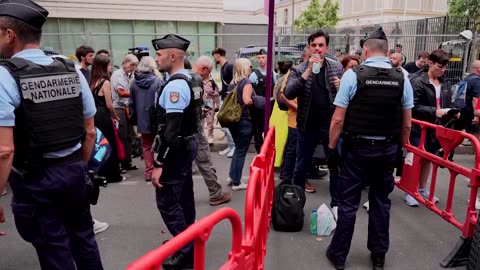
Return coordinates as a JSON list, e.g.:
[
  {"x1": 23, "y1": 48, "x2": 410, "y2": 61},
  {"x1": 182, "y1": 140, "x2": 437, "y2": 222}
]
[
  {"x1": 152, "y1": 34, "x2": 190, "y2": 51},
  {"x1": 360, "y1": 27, "x2": 387, "y2": 48},
  {"x1": 0, "y1": 0, "x2": 49, "y2": 30},
  {"x1": 258, "y1": 49, "x2": 267, "y2": 55}
]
